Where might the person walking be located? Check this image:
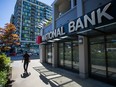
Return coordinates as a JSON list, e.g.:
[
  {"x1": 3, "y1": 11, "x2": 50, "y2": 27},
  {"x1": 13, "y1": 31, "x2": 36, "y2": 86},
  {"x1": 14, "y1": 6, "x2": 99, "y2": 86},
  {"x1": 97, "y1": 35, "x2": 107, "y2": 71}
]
[{"x1": 22, "y1": 51, "x2": 30, "y2": 73}]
